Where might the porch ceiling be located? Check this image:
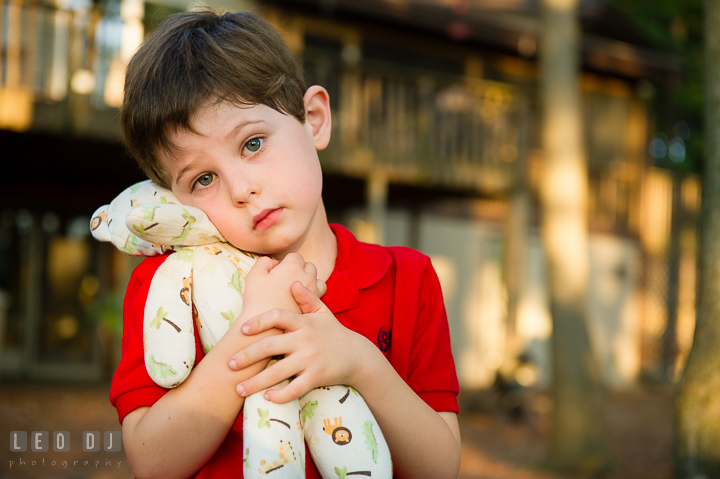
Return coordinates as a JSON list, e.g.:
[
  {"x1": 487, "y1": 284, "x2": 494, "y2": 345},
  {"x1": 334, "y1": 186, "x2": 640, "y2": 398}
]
[{"x1": 265, "y1": 0, "x2": 682, "y2": 81}]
